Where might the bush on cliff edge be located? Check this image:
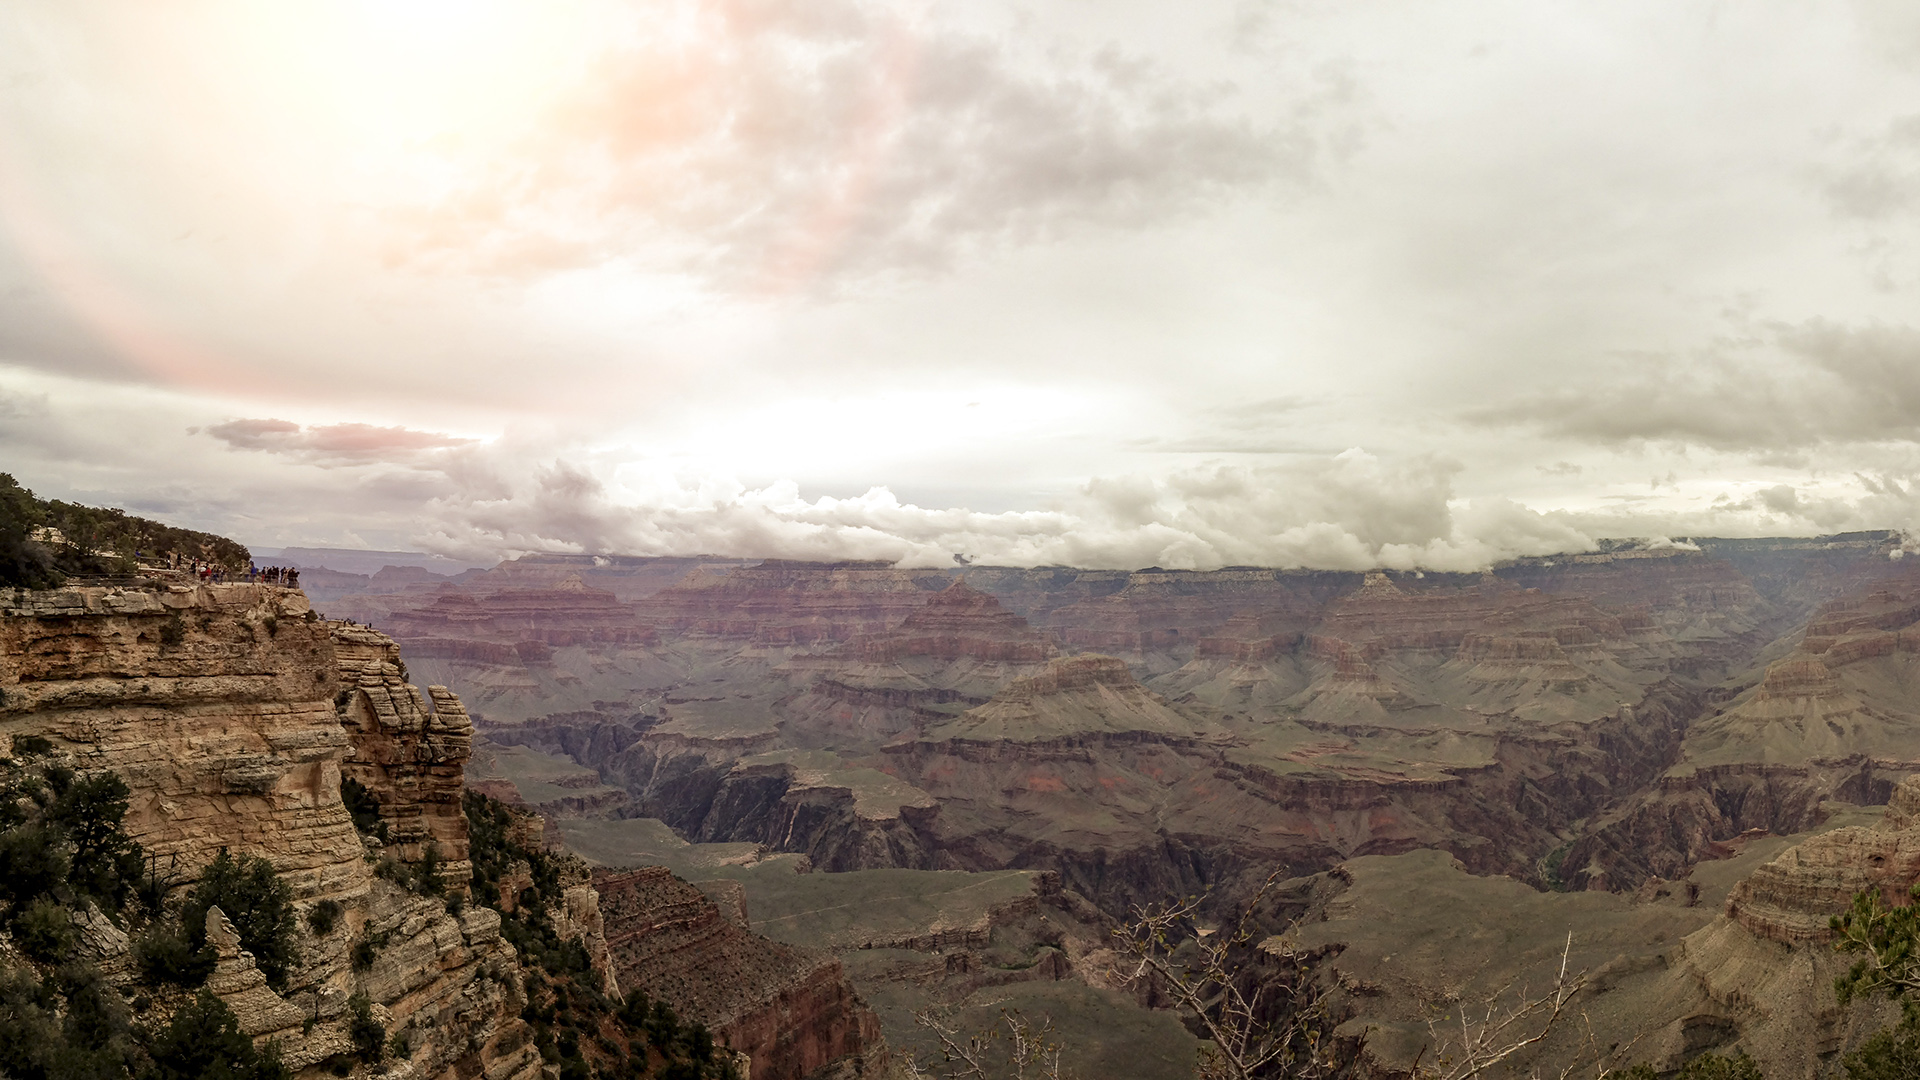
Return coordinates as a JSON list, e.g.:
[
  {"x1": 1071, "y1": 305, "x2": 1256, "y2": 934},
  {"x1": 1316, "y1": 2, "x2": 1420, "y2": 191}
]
[
  {"x1": 0, "y1": 473, "x2": 250, "y2": 586},
  {"x1": 0, "y1": 743, "x2": 146, "y2": 942},
  {"x1": 140, "y1": 989, "x2": 288, "y2": 1080},
  {"x1": 180, "y1": 852, "x2": 298, "y2": 993}
]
